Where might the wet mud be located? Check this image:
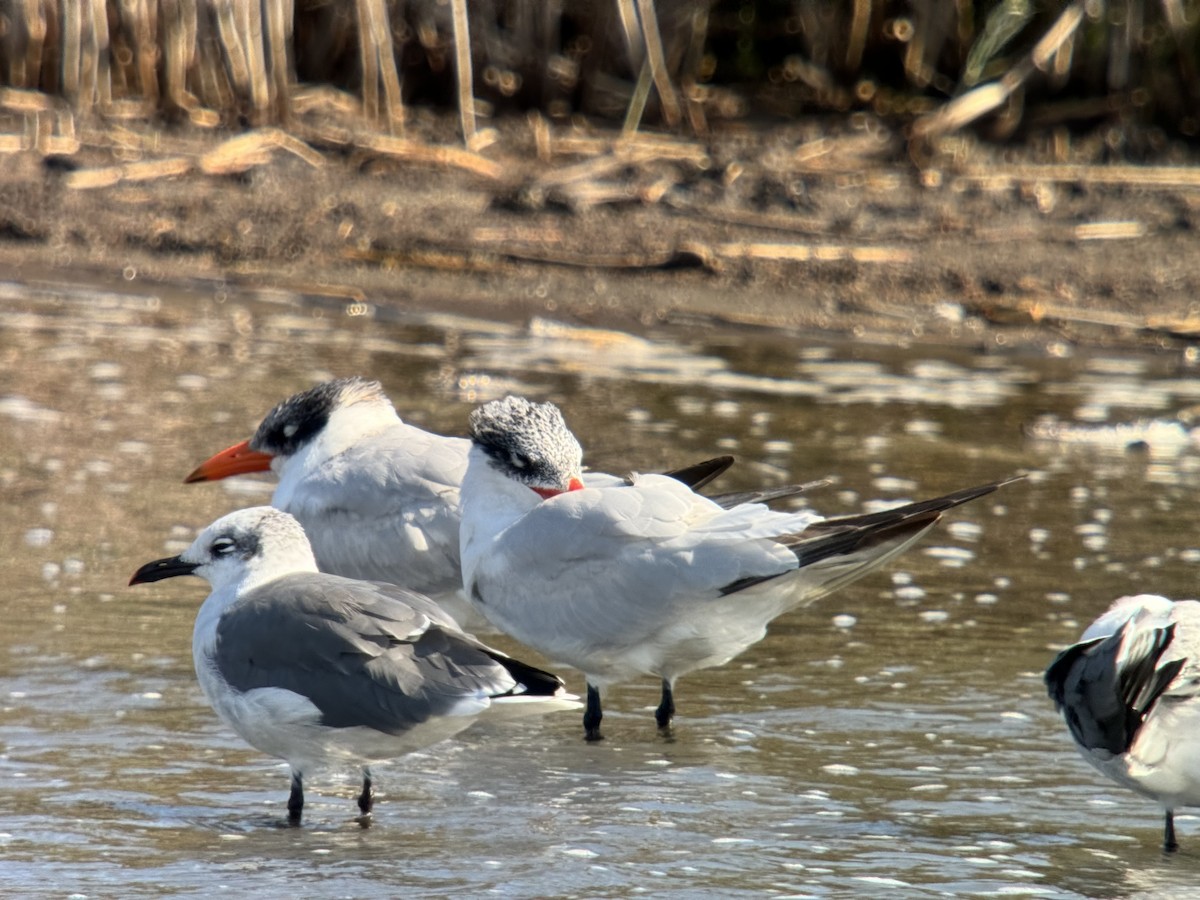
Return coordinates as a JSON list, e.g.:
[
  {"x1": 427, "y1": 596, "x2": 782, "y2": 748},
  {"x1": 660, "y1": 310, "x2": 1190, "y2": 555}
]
[{"x1": 3, "y1": 114, "x2": 1198, "y2": 354}]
